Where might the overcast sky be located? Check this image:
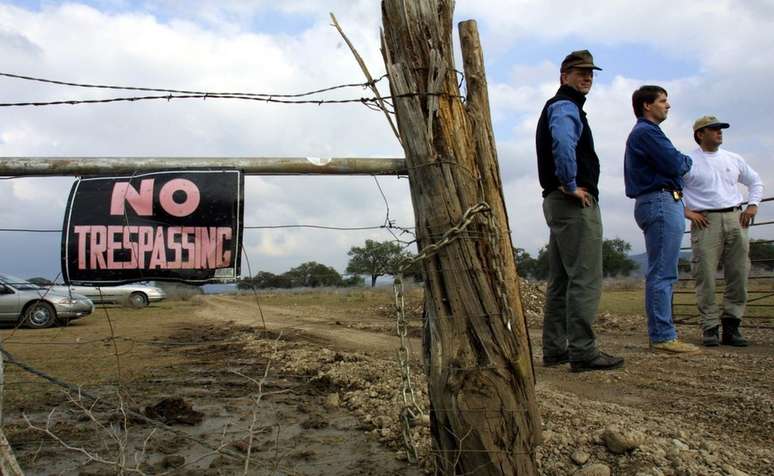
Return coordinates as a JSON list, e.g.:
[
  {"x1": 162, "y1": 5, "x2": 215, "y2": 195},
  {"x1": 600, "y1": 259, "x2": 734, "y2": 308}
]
[{"x1": 1, "y1": 0, "x2": 773, "y2": 281}]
